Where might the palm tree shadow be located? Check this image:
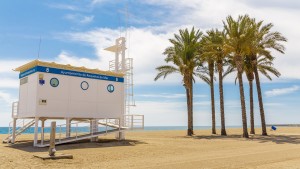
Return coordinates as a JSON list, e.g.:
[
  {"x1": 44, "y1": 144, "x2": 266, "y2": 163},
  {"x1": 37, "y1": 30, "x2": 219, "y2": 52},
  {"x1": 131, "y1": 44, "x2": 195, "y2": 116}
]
[
  {"x1": 191, "y1": 134, "x2": 300, "y2": 144},
  {"x1": 4, "y1": 138, "x2": 147, "y2": 153}
]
